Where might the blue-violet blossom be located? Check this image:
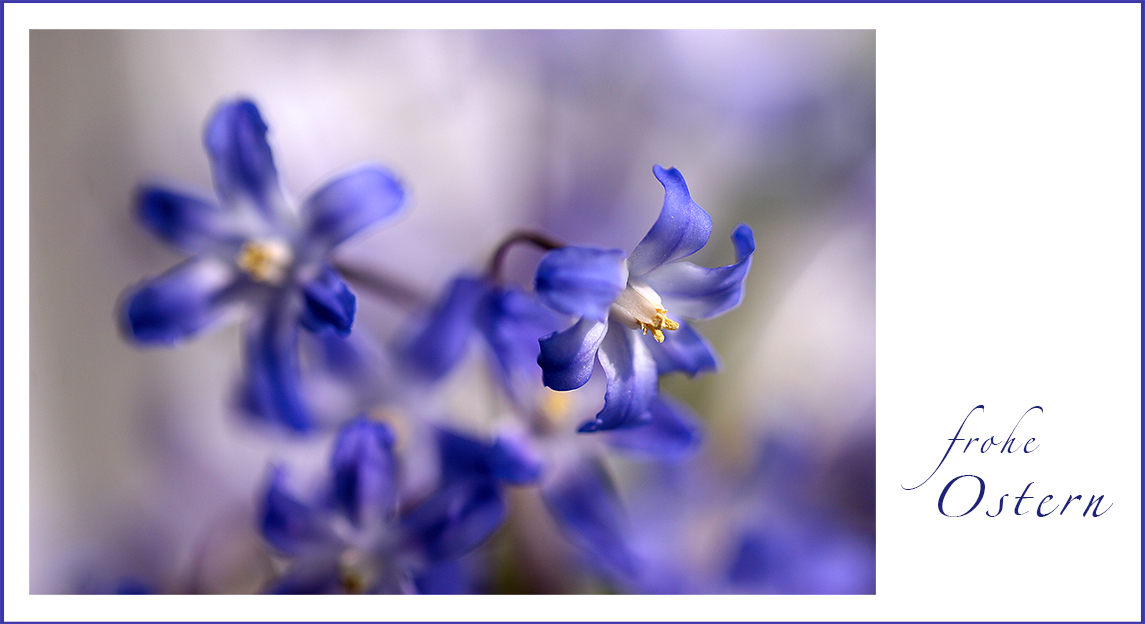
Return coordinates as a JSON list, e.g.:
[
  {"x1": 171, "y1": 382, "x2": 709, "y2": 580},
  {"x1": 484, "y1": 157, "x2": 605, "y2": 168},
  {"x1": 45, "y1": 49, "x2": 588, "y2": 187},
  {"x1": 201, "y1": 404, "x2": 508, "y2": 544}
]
[
  {"x1": 399, "y1": 275, "x2": 562, "y2": 406},
  {"x1": 260, "y1": 417, "x2": 505, "y2": 593},
  {"x1": 534, "y1": 165, "x2": 755, "y2": 432},
  {"x1": 119, "y1": 99, "x2": 405, "y2": 432},
  {"x1": 399, "y1": 274, "x2": 706, "y2": 455}
]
